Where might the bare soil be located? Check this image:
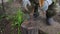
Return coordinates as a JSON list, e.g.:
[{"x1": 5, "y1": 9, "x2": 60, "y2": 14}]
[{"x1": 0, "y1": 0, "x2": 60, "y2": 34}]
